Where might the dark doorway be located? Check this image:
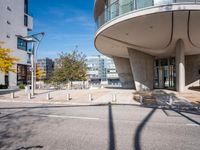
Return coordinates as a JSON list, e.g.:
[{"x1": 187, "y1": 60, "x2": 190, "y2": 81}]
[
  {"x1": 5, "y1": 74, "x2": 9, "y2": 87},
  {"x1": 154, "y1": 58, "x2": 176, "y2": 90}
]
